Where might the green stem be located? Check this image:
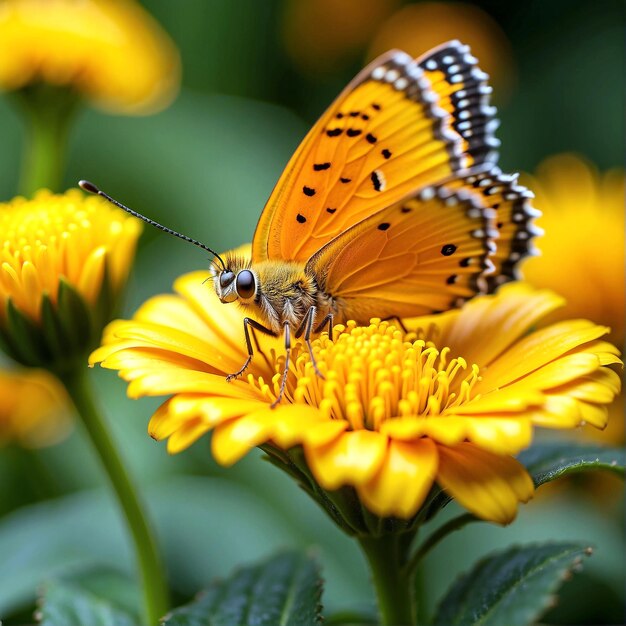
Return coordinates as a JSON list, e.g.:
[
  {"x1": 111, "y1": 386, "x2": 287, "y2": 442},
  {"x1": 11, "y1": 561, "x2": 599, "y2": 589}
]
[
  {"x1": 359, "y1": 535, "x2": 416, "y2": 626},
  {"x1": 404, "y1": 513, "x2": 477, "y2": 576},
  {"x1": 12, "y1": 85, "x2": 79, "y2": 196},
  {"x1": 60, "y1": 367, "x2": 168, "y2": 625}
]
